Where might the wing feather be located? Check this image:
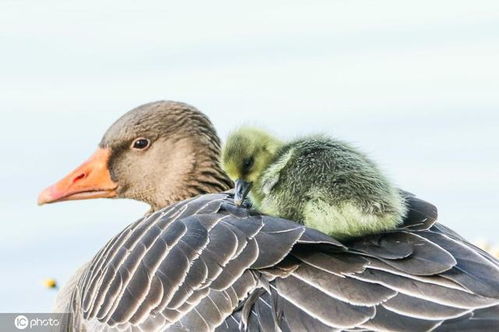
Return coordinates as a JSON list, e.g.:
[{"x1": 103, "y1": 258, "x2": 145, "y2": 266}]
[
  {"x1": 422, "y1": 231, "x2": 499, "y2": 297},
  {"x1": 66, "y1": 193, "x2": 499, "y2": 331}
]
